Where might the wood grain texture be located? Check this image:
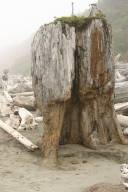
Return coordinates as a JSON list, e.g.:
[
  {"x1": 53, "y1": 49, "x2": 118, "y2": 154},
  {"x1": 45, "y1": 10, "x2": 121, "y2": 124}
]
[
  {"x1": 31, "y1": 22, "x2": 75, "y2": 106},
  {"x1": 31, "y1": 17, "x2": 127, "y2": 163}
]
